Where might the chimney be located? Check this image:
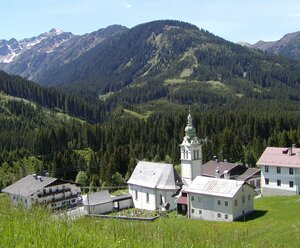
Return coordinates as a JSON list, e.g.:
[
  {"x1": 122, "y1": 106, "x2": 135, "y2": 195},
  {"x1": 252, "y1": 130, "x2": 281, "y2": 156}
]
[
  {"x1": 32, "y1": 173, "x2": 37, "y2": 179},
  {"x1": 215, "y1": 169, "x2": 220, "y2": 178},
  {"x1": 289, "y1": 147, "x2": 292, "y2": 156},
  {"x1": 224, "y1": 170, "x2": 230, "y2": 179},
  {"x1": 224, "y1": 159, "x2": 228, "y2": 163},
  {"x1": 45, "y1": 172, "x2": 49, "y2": 177}
]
